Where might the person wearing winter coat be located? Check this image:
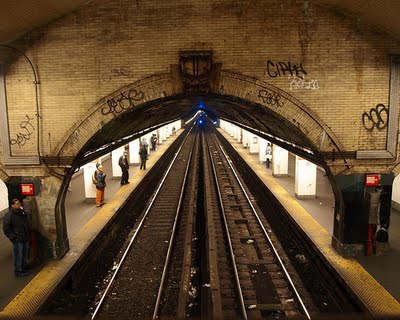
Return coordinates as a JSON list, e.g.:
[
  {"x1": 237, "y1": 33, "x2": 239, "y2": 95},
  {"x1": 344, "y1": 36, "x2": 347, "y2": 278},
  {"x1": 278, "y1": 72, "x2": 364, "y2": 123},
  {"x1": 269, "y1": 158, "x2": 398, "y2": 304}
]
[
  {"x1": 139, "y1": 144, "x2": 148, "y2": 170},
  {"x1": 93, "y1": 164, "x2": 106, "y2": 207},
  {"x1": 118, "y1": 151, "x2": 130, "y2": 185},
  {"x1": 150, "y1": 134, "x2": 157, "y2": 151},
  {"x1": 3, "y1": 199, "x2": 31, "y2": 277}
]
